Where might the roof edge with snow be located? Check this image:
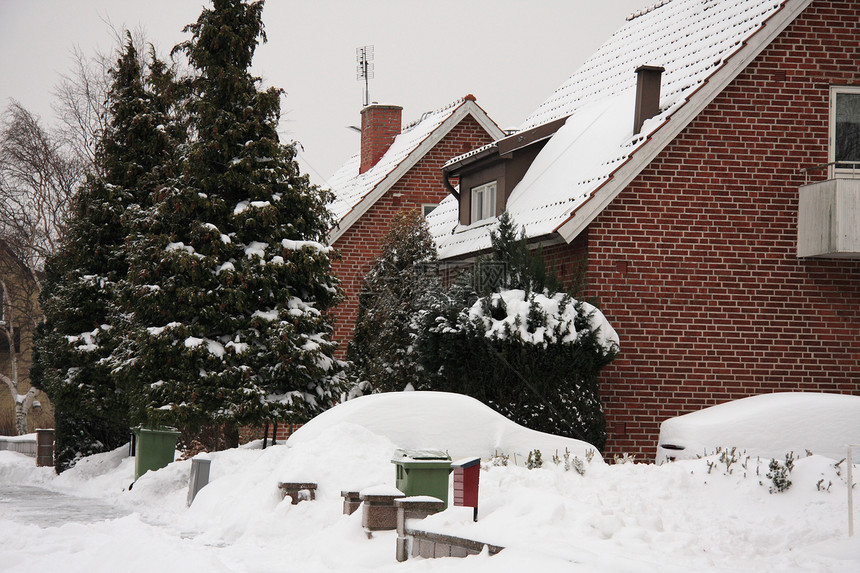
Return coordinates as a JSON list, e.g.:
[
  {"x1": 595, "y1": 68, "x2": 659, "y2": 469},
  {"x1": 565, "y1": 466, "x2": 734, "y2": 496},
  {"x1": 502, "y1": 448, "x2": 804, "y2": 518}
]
[
  {"x1": 554, "y1": 0, "x2": 813, "y2": 244},
  {"x1": 328, "y1": 98, "x2": 505, "y2": 244},
  {"x1": 435, "y1": 0, "x2": 813, "y2": 261}
]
